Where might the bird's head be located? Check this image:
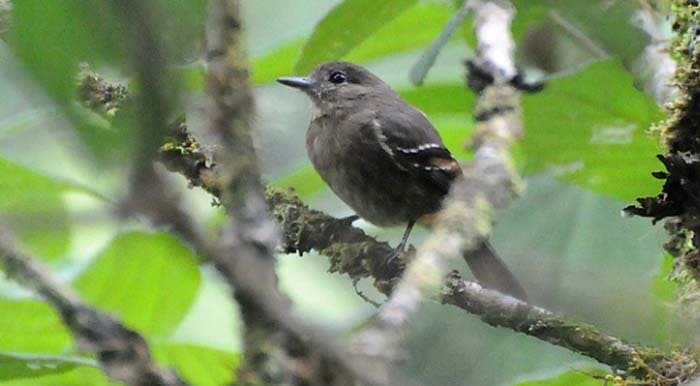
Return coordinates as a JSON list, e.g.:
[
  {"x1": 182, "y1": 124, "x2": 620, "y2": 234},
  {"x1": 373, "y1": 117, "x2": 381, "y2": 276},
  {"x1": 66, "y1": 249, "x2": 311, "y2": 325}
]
[{"x1": 277, "y1": 62, "x2": 391, "y2": 112}]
